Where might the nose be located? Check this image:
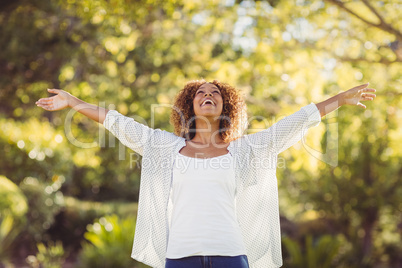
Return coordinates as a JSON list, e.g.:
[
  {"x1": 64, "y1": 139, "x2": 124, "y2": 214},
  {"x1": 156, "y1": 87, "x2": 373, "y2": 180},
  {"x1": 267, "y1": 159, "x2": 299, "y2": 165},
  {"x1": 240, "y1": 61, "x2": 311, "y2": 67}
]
[{"x1": 204, "y1": 92, "x2": 212, "y2": 96}]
